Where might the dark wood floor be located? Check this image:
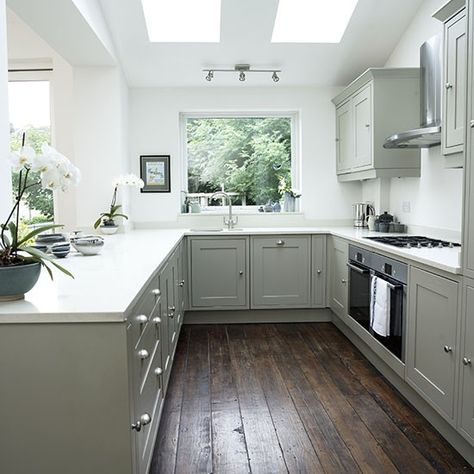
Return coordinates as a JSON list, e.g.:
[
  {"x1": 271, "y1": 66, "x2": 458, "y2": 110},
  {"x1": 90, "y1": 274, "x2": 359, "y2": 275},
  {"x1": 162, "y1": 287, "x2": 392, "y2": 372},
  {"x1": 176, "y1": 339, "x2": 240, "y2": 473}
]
[{"x1": 151, "y1": 323, "x2": 473, "y2": 474}]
